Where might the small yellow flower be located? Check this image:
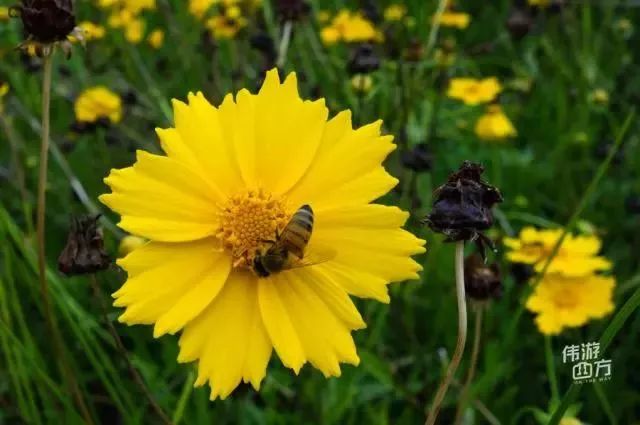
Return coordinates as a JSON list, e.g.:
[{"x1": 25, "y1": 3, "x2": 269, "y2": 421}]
[
  {"x1": 528, "y1": 0, "x2": 551, "y2": 6},
  {"x1": 72, "y1": 21, "x2": 106, "y2": 42},
  {"x1": 384, "y1": 4, "x2": 407, "y2": 22},
  {"x1": 119, "y1": 235, "x2": 147, "y2": 257},
  {"x1": 351, "y1": 74, "x2": 373, "y2": 94},
  {"x1": 123, "y1": 0, "x2": 156, "y2": 14},
  {"x1": 189, "y1": 0, "x2": 215, "y2": 19},
  {"x1": 474, "y1": 105, "x2": 517, "y2": 141},
  {"x1": 560, "y1": 418, "x2": 583, "y2": 425},
  {"x1": 74, "y1": 86, "x2": 123, "y2": 124},
  {"x1": 436, "y1": 11, "x2": 471, "y2": 29},
  {"x1": 108, "y1": 9, "x2": 134, "y2": 28},
  {"x1": 0, "y1": 6, "x2": 10, "y2": 21},
  {"x1": 0, "y1": 81, "x2": 8, "y2": 113},
  {"x1": 320, "y1": 10, "x2": 383, "y2": 45},
  {"x1": 206, "y1": 15, "x2": 246, "y2": 39},
  {"x1": 590, "y1": 88, "x2": 609, "y2": 105},
  {"x1": 504, "y1": 227, "x2": 611, "y2": 278},
  {"x1": 526, "y1": 273, "x2": 615, "y2": 335},
  {"x1": 147, "y1": 29, "x2": 164, "y2": 49},
  {"x1": 100, "y1": 69, "x2": 425, "y2": 400},
  {"x1": 124, "y1": 18, "x2": 145, "y2": 43},
  {"x1": 447, "y1": 77, "x2": 502, "y2": 105}
]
